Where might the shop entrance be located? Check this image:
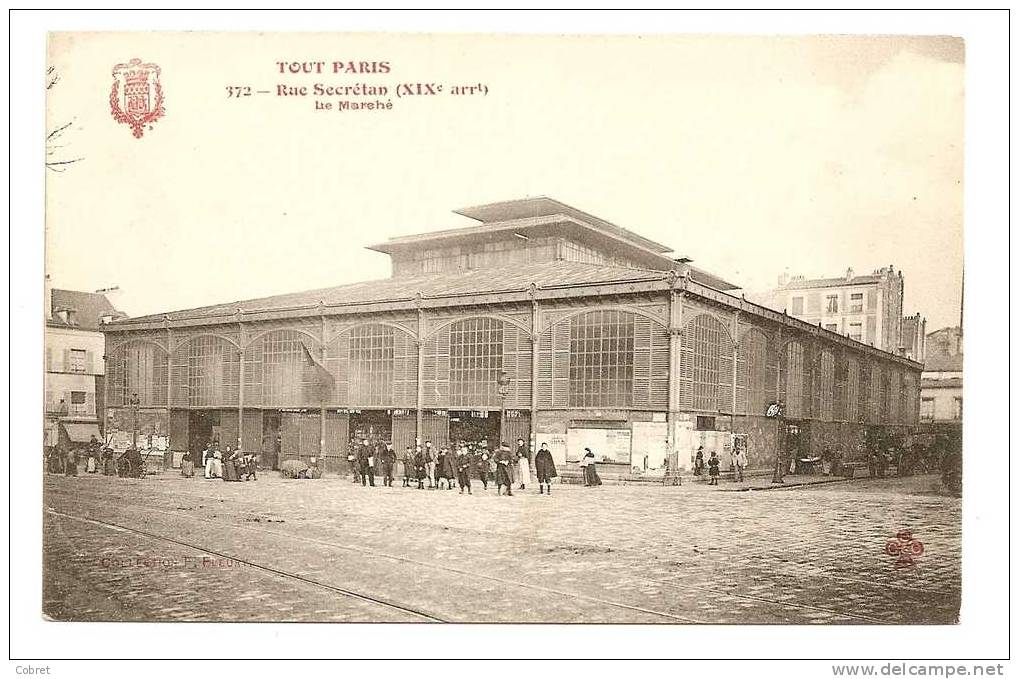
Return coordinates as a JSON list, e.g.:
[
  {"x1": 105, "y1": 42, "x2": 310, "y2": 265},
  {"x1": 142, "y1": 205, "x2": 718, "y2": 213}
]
[
  {"x1": 449, "y1": 410, "x2": 501, "y2": 447},
  {"x1": 188, "y1": 410, "x2": 219, "y2": 452},
  {"x1": 349, "y1": 410, "x2": 392, "y2": 449},
  {"x1": 261, "y1": 411, "x2": 281, "y2": 471},
  {"x1": 784, "y1": 420, "x2": 811, "y2": 473}
]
